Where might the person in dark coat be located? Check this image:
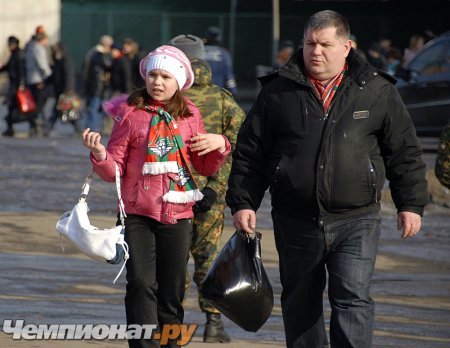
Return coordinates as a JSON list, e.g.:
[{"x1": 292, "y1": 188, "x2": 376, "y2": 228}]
[
  {"x1": 110, "y1": 43, "x2": 132, "y2": 95},
  {"x1": 0, "y1": 36, "x2": 25, "y2": 136},
  {"x1": 82, "y1": 35, "x2": 113, "y2": 133},
  {"x1": 366, "y1": 42, "x2": 387, "y2": 70},
  {"x1": 226, "y1": 10, "x2": 429, "y2": 348},
  {"x1": 45, "y1": 42, "x2": 80, "y2": 134},
  {"x1": 102, "y1": 42, "x2": 132, "y2": 135},
  {"x1": 122, "y1": 38, "x2": 146, "y2": 89},
  {"x1": 203, "y1": 26, "x2": 238, "y2": 96}
]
